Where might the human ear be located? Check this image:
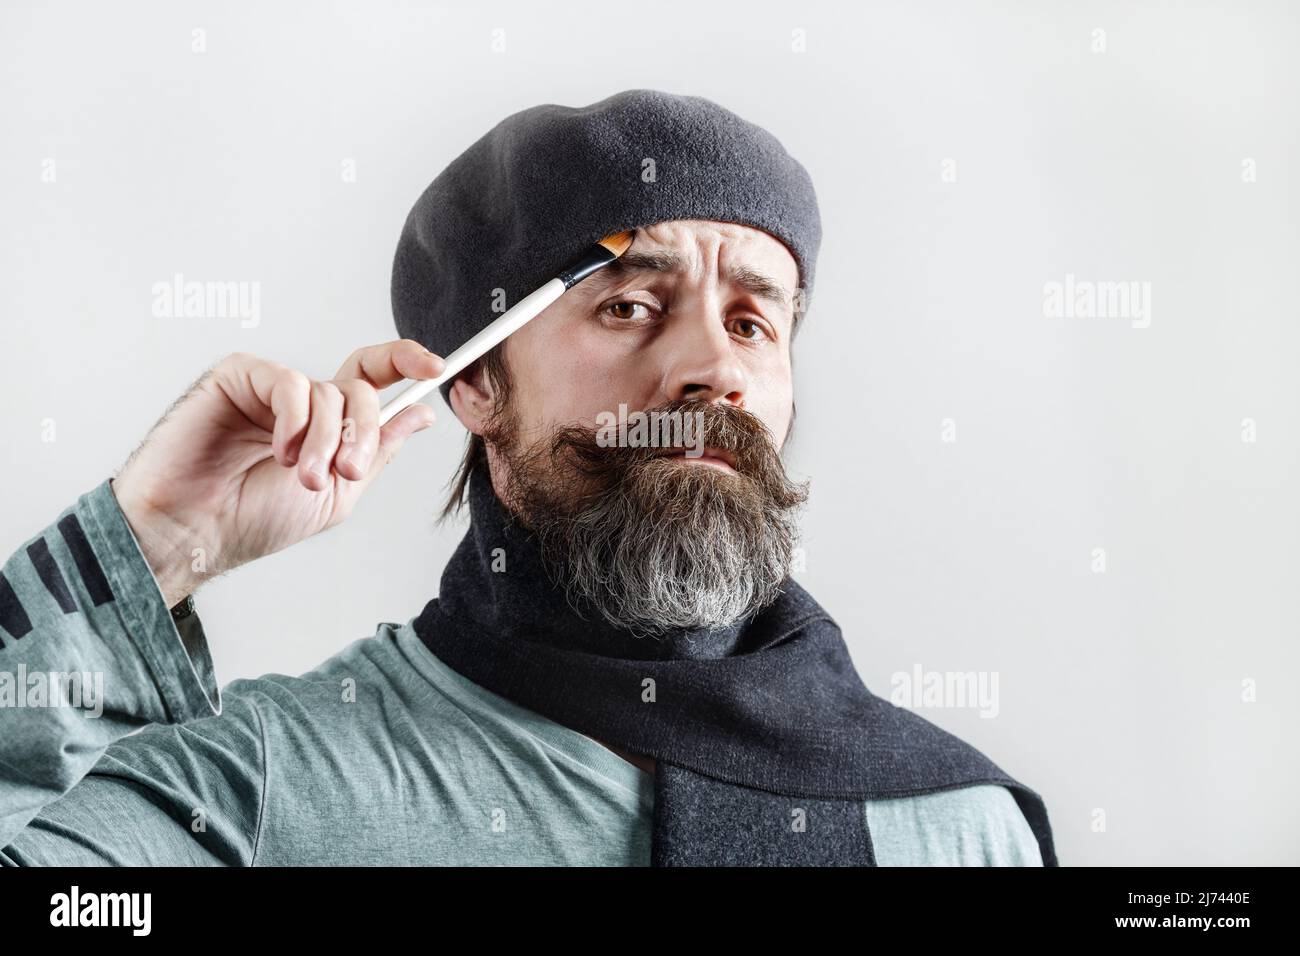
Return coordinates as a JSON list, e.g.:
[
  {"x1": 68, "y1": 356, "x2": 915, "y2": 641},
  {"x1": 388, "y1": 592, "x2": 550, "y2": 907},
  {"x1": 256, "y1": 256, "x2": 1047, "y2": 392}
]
[{"x1": 448, "y1": 358, "x2": 498, "y2": 438}]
